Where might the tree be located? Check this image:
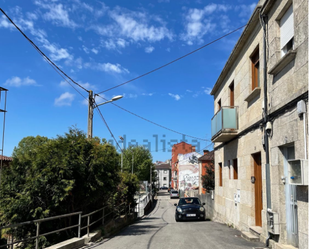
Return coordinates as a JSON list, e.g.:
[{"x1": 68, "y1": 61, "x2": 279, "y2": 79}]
[
  {"x1": 113, "y1": 172, "x2": 139, "y2": 206},
  {"x1": 122, "y1": 146, "x2": 154, "y2": 182},
  {"x1": 201, "y1": 161, "x2": 215, "y2": 191},
  {"x1": 0, "y1": 128, "x2": 121, "y2": 248}
]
